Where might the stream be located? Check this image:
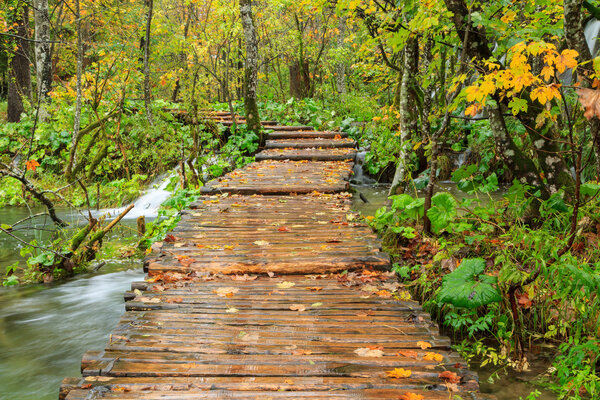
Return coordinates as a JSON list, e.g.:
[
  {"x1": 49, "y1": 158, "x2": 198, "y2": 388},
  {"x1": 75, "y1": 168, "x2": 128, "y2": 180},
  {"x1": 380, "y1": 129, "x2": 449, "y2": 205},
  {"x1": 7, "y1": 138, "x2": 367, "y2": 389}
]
[{"x1": 0, "y1": 182, "x2": 556, "y2": 399}]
